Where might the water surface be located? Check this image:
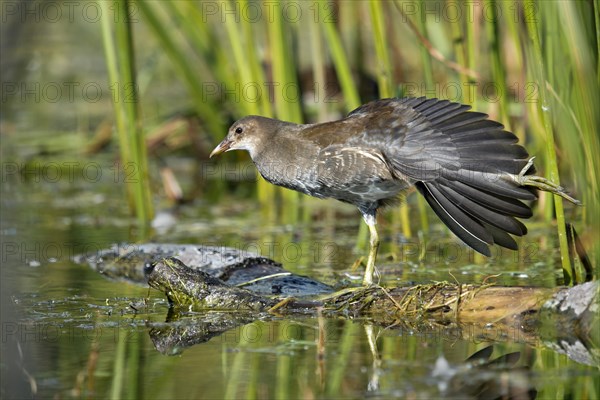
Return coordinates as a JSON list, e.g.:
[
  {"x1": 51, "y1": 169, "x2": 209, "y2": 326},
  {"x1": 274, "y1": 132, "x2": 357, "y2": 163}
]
[{"x1": 1, "y1": 155, "x2": 597, "y2": 399}]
